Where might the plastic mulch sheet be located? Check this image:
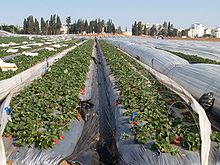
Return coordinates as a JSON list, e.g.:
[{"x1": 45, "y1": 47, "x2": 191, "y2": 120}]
[
  {"x1": 105, "y1": 38, "x2": 220, "y2": 117},
  {"x1": 106, "y1": 37, "x2": 220, "y2": 62},
  {"x1": 62, "y1": 39, "x2": 118, "y2": 165},
  {"x1": 0, "y1": 41, "x2": 87, "y2": 165},
  {"x1": 1, "y1": 38, "x2": 220, "y2": 165},
  {"x1": 98, "y1": 39, "x2": 220, "y2": 165}
]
